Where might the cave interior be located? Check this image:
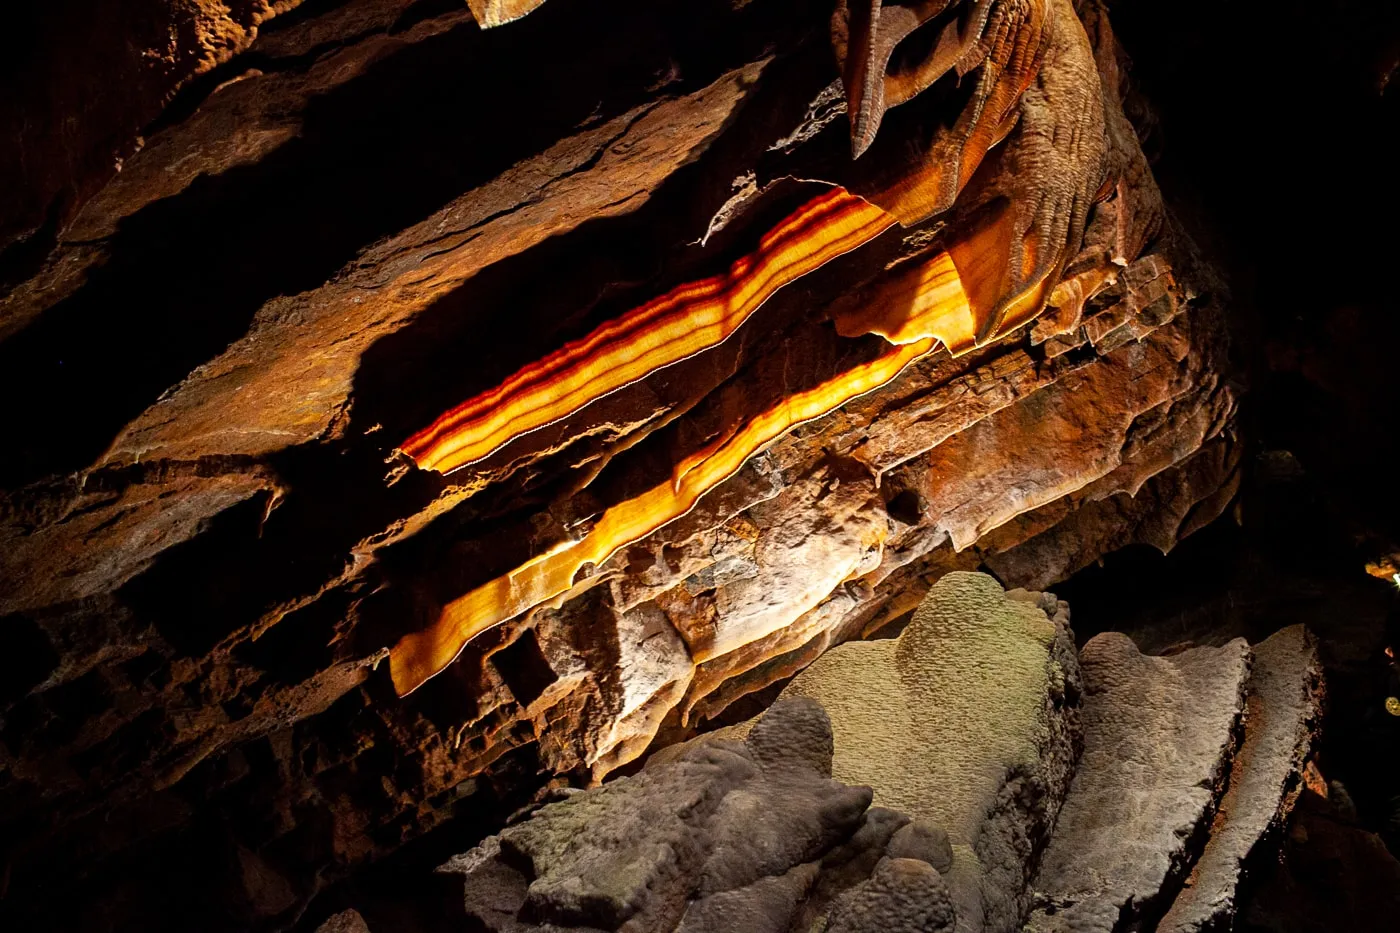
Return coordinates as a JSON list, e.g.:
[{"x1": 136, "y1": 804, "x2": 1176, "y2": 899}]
[{"x1": 2, "y1": 1, "x2": 1400, "y2": 931}]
